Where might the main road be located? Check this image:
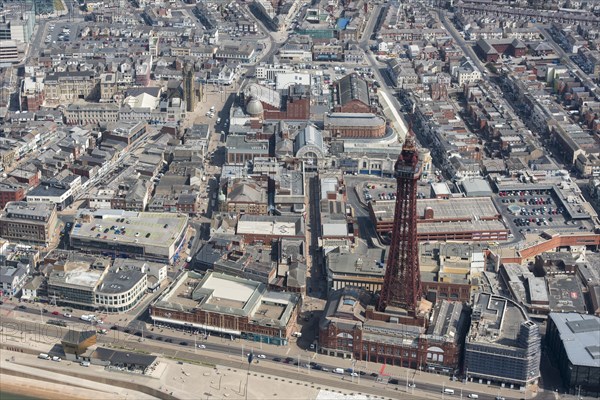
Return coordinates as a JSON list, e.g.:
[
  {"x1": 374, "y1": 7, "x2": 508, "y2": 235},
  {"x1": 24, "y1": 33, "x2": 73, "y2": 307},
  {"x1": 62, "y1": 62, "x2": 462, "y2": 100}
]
[
  {"x1": 538, "y1": 27, "x2": 600, "y2": 99},
  {"x1": 436, "y1": 9, "x2": 486, "y2": 73},
  {"x1": 0, "y1": 314, "x2": 541, "y2": 400},
  {"x1": 359, "y1": 4, "x2": 411, "y2": 142}
]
